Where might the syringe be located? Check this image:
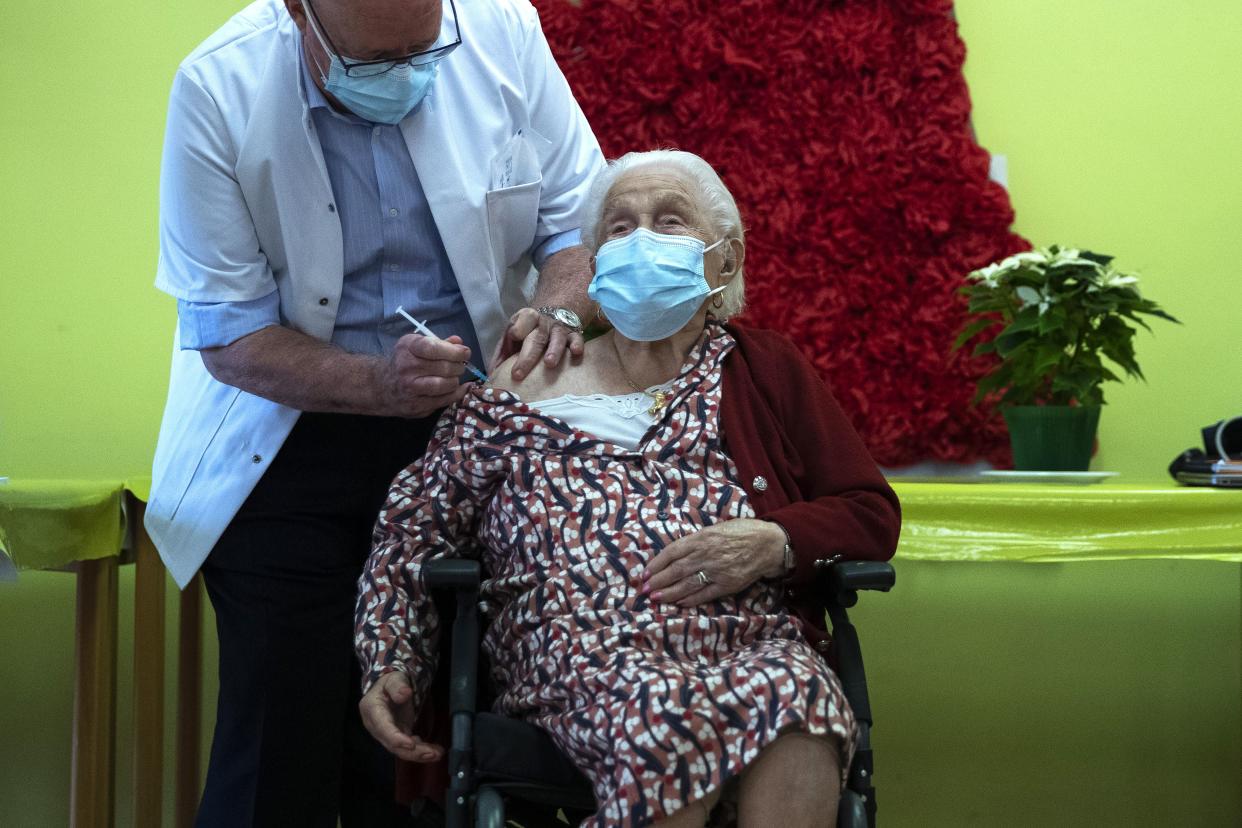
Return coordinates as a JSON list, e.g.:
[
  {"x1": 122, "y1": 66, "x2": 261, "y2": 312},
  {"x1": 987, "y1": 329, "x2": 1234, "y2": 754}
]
[{"x1": 395, "y1": 306, "x2": 489, "y2": 383}]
